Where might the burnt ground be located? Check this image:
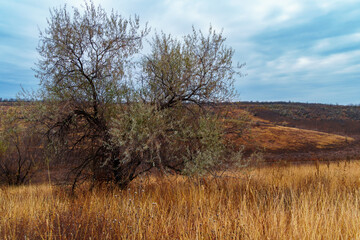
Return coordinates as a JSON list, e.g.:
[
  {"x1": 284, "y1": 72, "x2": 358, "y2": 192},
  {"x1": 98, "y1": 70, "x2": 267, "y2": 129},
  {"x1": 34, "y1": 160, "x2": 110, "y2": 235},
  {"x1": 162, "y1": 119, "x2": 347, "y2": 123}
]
[{"x1": 231, "y1": 102, "x2": 360, "y2": 163}]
